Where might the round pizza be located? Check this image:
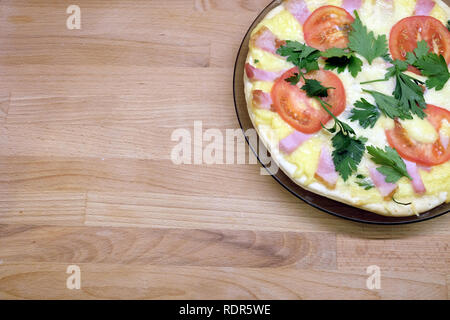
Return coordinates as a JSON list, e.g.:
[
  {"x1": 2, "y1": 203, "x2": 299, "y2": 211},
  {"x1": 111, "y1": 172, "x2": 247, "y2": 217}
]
[{"x1": 244, "y1": 0, "x2": 450, "y2": 216}]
